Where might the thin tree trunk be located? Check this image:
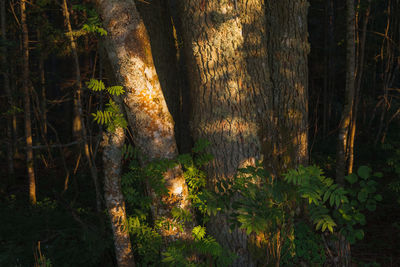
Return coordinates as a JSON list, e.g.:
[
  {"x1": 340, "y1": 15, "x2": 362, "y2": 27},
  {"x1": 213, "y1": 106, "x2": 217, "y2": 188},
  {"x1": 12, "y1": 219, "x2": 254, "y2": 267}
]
[
  {"x1": 334, "y1": 0, "x2": 356, "y2": 265},
  {"x1": 348, "y1": 0, "x2": 371, "y2": 174},
  {"x1": 1, "y1": 0, "x2": 14, "y2": 182},
  {"x1": 96, "y1": 0, "x2": 194, "y2": 242},
  {"x1": 20, "y1": 0, "x2": 36, "y2": 205},
  {"x1": 37, "y1": 29, "x2": 48, "y2": 138},
  {"x1": 62, "y1": 0, "x2": 102, "y2": 212},
  {"x1": 336, "y1": 0, "x2": 356, "y2": 185},
  {"x1": 102, "y1": 126, "x2": 135, "y2": 267}
]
